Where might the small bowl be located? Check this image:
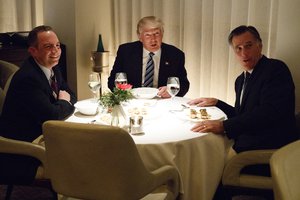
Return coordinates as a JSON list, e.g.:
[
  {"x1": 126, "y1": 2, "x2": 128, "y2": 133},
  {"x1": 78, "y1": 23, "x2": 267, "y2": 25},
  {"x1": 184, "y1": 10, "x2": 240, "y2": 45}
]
[
  {"x1": 131, "y1": 87, "x2": 159, "y2": 99},
  {"x1": 74, "y1": 101, "x2": 99, "y2": 115}
]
